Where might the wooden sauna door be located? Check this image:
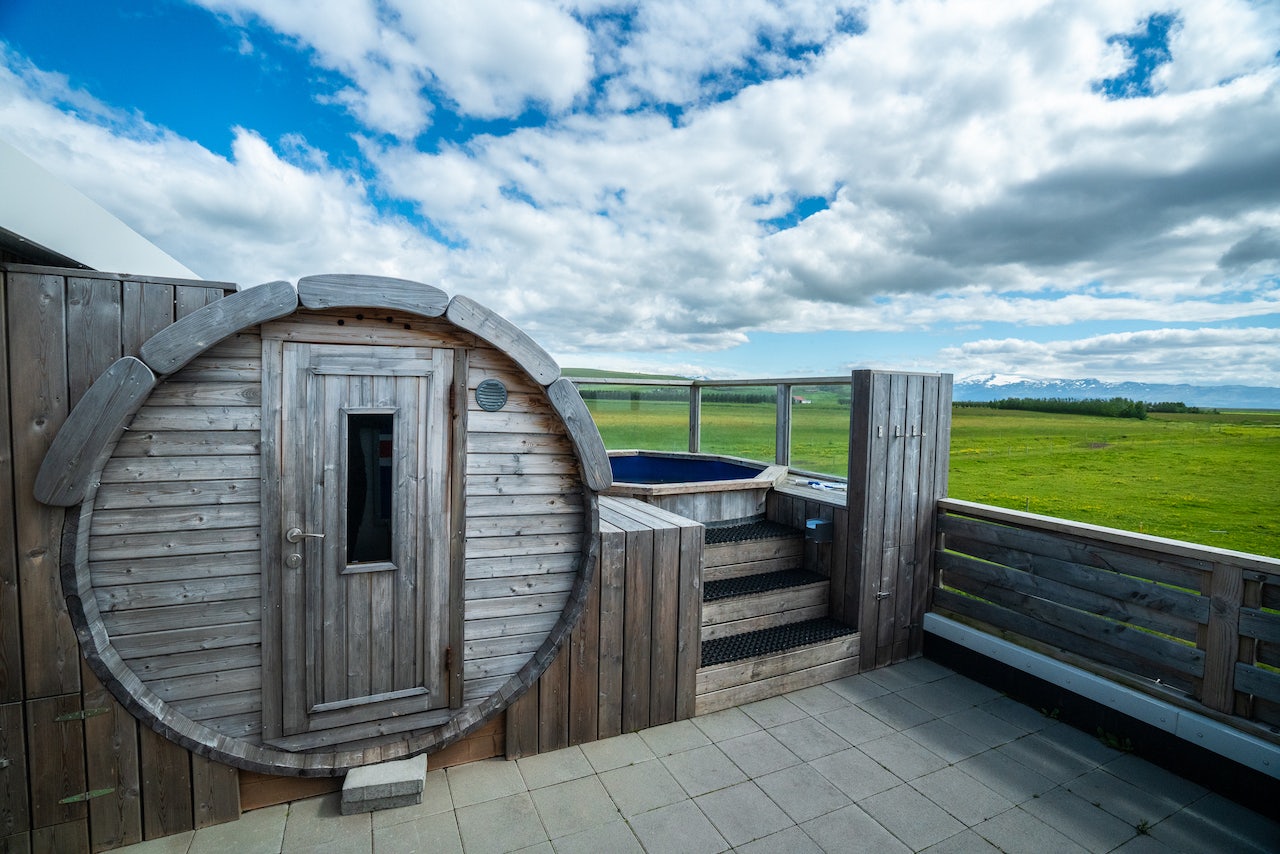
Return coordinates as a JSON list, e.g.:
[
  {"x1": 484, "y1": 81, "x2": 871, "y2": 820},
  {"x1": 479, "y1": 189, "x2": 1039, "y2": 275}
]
[{"x1": 272, "y1": 342, "x2": 453, "y2": 742}]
